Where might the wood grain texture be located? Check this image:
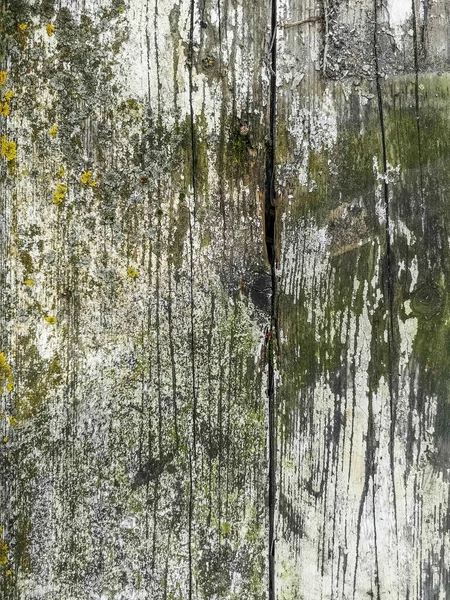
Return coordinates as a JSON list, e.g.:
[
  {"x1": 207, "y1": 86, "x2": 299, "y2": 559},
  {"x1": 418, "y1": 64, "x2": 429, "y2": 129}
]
[
  {"x1": 2, "y1": 0, "x2": 450, "y2": 599},
  {"x1": 0, "y1": 1, "x2": 270, "y2": 598}
]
